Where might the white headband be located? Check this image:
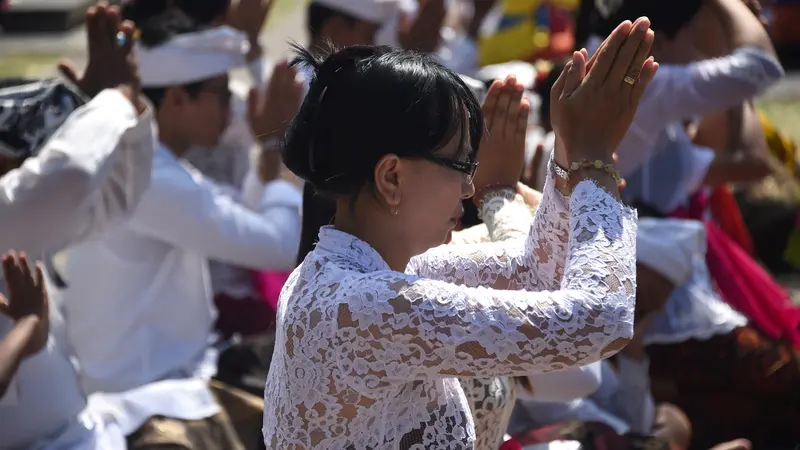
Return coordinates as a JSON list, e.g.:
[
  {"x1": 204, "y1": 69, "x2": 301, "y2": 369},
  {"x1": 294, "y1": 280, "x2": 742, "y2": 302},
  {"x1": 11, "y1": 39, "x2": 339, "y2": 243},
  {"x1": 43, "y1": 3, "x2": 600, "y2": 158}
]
[
  {"x1": 136, "y1": 26, "x2": 249, "y2": 88},
  {"x1": 637, "y1": 218, "x2": 705, "y2": 286},
  {"x1": 313, "y1": 0, "x2": 400, "y2": 25}
]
